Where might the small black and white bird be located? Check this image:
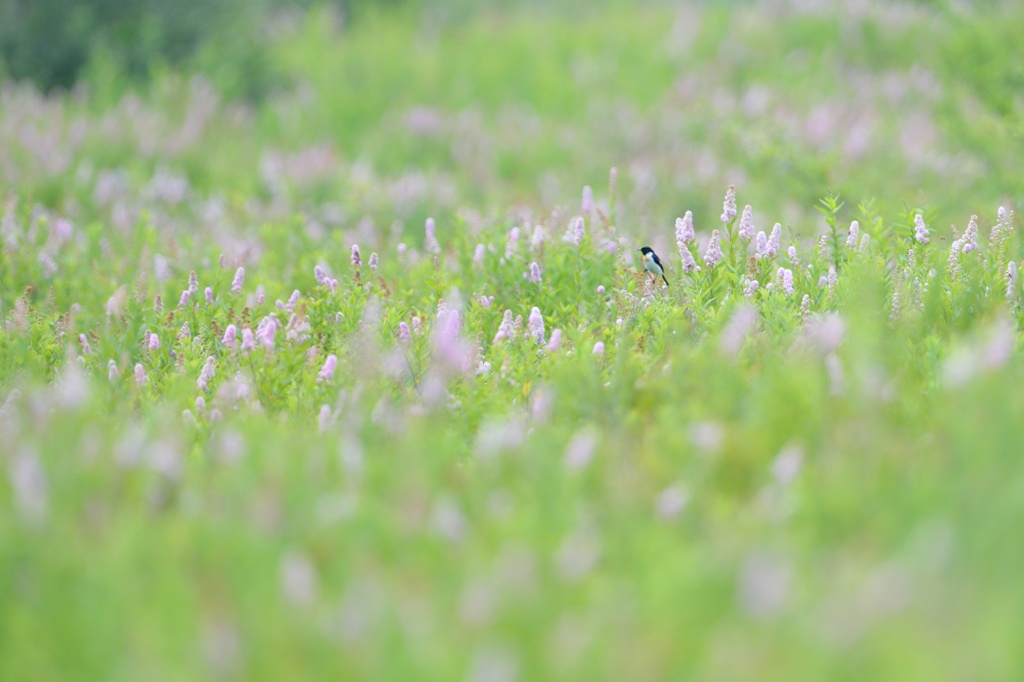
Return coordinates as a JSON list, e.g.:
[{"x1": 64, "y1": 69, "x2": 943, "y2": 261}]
[{"x1": 639, "y1": 246, "x2": 669, "y2": 287}]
